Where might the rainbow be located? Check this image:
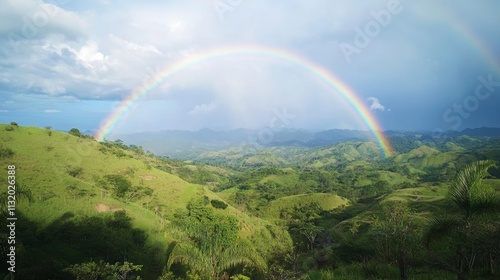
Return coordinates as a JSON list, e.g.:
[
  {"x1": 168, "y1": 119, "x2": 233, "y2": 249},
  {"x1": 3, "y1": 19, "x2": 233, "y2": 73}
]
[
  {"x1": 436, "y1": 5, "x2": 500, "y2": 75},
  {"x1": 95, "y1": 45, "x2": 394, "y2": 158}
]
